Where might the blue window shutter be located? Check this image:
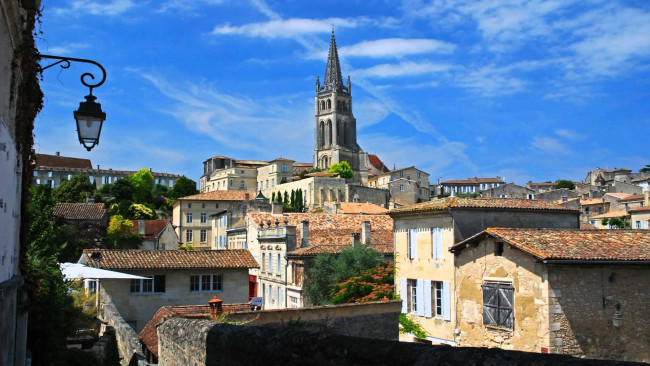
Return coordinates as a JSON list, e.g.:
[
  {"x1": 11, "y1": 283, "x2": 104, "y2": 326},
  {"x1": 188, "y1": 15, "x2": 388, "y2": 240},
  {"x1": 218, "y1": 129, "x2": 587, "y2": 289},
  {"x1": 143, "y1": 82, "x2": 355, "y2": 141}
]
[
  {"x1": 400, "y1": 278, "x2": 408, "y2": 313},
  {"x1": 442, "y1": 281, "x2": 451, "y2": 321},
  {"x1": 416, "y1": 279, "x2": 425, "y2": 317},
  {"x1": 435, "y1": 228, "x2": 443, "y2": 259},
  {"x1": 409, "y1": 229, "x2": 417, "y2": 259},
  {"x1": 424, "y1": 280, "x2": 432, "y2": 318}
]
